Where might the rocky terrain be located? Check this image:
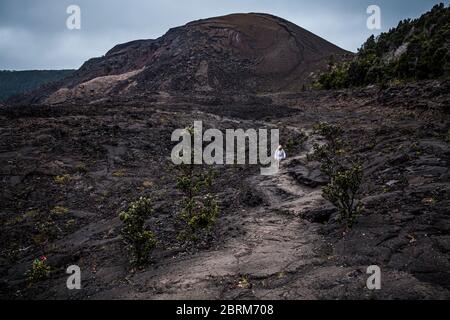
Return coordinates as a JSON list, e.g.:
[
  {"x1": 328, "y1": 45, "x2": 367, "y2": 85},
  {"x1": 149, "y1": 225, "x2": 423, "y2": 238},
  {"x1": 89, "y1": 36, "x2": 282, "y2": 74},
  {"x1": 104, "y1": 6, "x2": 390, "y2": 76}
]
[
  {"x1": 0, "y1": 79, "x2": 449, "y2": 299},
  {"x1": 0, "y1": 13, "x2": 449, "y2": 300}
]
